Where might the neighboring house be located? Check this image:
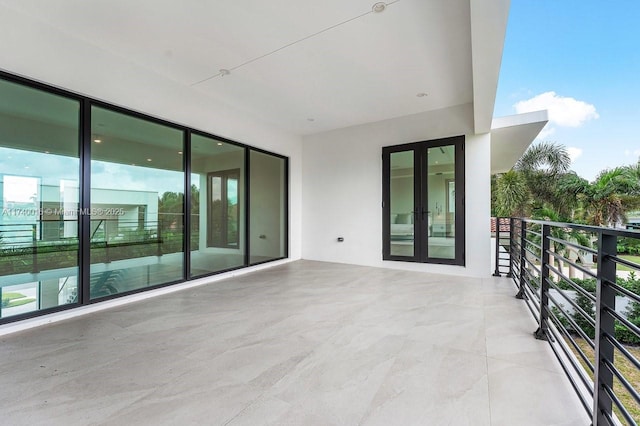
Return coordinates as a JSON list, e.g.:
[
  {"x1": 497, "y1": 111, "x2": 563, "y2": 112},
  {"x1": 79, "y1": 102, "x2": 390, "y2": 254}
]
[
  {"x1": 1, "y1": 177, "x2": 158, "y2": 244},
  {"x1": 0, "y1": 0, "x2": 547, "y2": 323},
  {"x1": 627, "y1": 211, "x2": 640, "y2": 229}
]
